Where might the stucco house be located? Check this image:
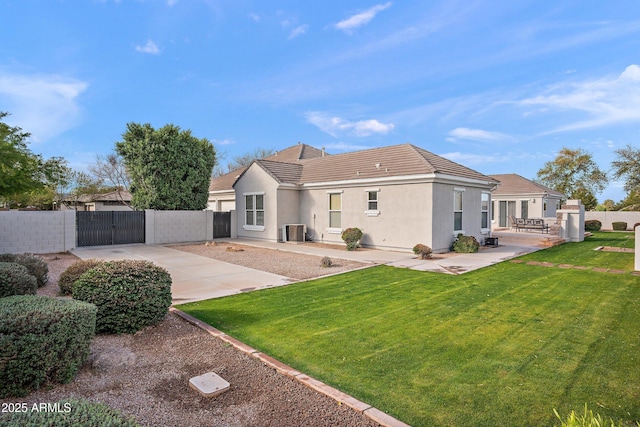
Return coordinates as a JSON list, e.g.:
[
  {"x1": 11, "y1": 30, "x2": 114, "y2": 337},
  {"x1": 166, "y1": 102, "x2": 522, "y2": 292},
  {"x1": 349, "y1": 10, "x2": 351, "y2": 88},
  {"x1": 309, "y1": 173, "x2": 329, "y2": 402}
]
[
  {"x1": 488, "y1": 173, "x2": 565, "y2": 229},
  {"x1": 209, "y1": 143, "x2": 499, "y2": 253},
  {"x1": 62, "y1": 190, "x2": 132, "y2": 211}
]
